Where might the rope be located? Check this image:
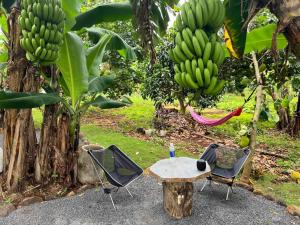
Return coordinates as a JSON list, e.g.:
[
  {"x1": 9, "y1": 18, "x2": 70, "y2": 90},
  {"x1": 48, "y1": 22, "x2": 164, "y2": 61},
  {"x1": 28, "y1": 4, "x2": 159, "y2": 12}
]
[{"x1": 242, "y1": 86, "x2": 257, "y2": 108}]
